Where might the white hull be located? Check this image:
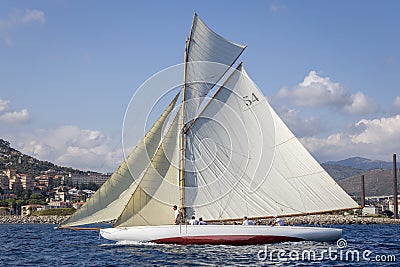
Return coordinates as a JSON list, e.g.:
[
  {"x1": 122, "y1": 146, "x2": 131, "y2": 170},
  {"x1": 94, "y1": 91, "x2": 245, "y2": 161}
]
[{"x1": 100, "y1": 225, "x2": 342, "y2": 245}]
